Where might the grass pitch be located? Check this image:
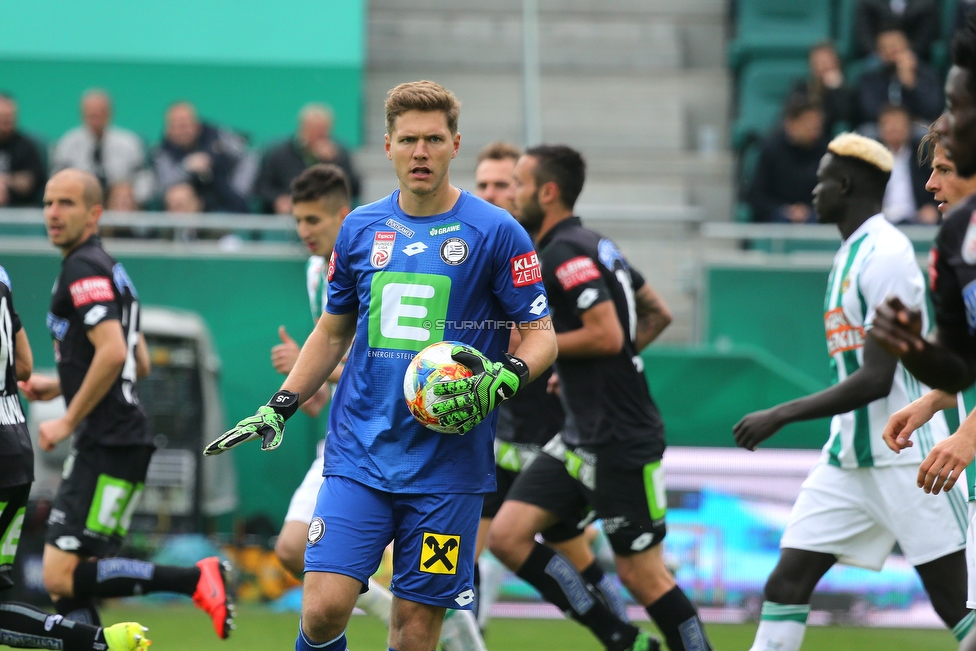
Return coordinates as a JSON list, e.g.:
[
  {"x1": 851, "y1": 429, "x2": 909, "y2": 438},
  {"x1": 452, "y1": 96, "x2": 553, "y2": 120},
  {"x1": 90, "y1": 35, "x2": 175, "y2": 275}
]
[{"x1": 99, "y1": 603, "x2": 957, "y2": 650}]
